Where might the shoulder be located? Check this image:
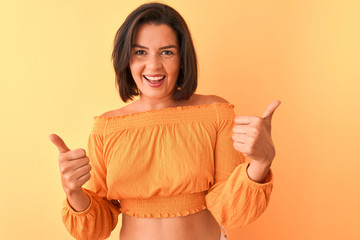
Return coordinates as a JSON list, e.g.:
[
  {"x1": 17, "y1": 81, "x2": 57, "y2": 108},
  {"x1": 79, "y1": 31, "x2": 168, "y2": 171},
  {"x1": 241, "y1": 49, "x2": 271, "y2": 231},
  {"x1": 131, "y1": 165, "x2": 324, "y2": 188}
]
[
  {"x1": 190, "y1": 94, "x2": 234, "y2": 120},
  {"x1": 99, "y1": 95, "x2": 229, "y2": 117},
  {"x1": 100, "y1": 110, "x2": 118, "y2": 117},
  {"x1": 190, "y1": 94, "x2": 229, "y2": 105}
]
